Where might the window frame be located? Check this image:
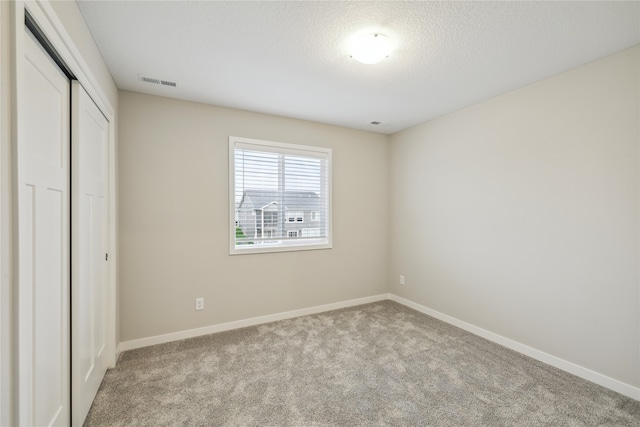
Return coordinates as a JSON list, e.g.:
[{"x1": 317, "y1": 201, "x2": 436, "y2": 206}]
[{"x1": 229, "y1": 136, "x2": 332, "y2": 255}]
